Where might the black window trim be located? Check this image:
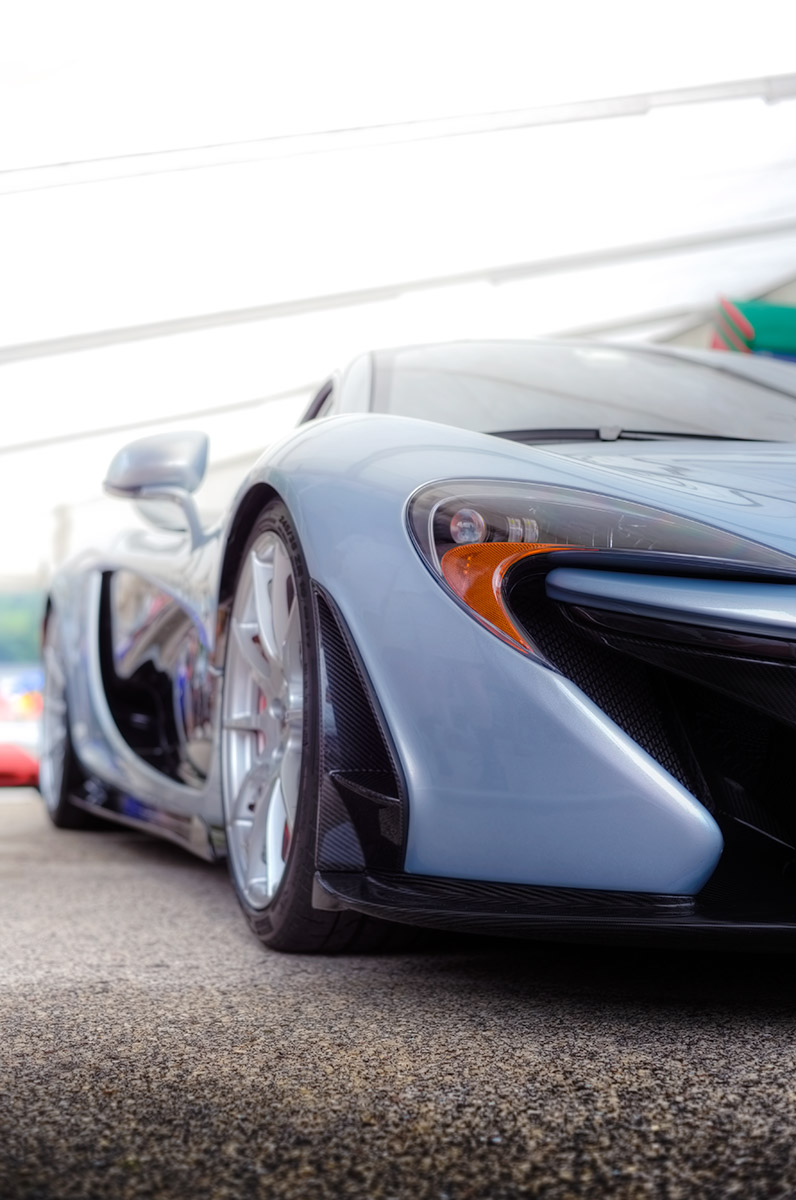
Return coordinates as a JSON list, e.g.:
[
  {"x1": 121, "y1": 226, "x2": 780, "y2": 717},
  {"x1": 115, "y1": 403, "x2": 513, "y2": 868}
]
[{"x1": 301, "y1": 379, "x2": 335, "y2": 423}]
